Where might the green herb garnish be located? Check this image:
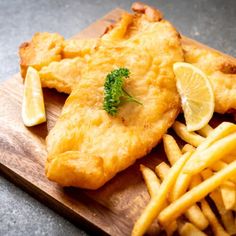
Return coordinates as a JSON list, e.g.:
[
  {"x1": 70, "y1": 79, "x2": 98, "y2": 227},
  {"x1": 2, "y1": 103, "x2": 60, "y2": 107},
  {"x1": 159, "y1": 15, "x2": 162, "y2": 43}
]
[{"x1": 103, "y1": 68, "x2": 142, "y2": 116}]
